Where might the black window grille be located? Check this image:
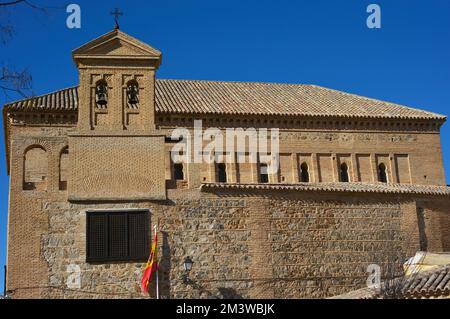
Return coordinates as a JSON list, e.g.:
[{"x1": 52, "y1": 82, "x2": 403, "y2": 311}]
[{"x1": 86, "y1": 210, "x2": 149, "y2": 263}]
